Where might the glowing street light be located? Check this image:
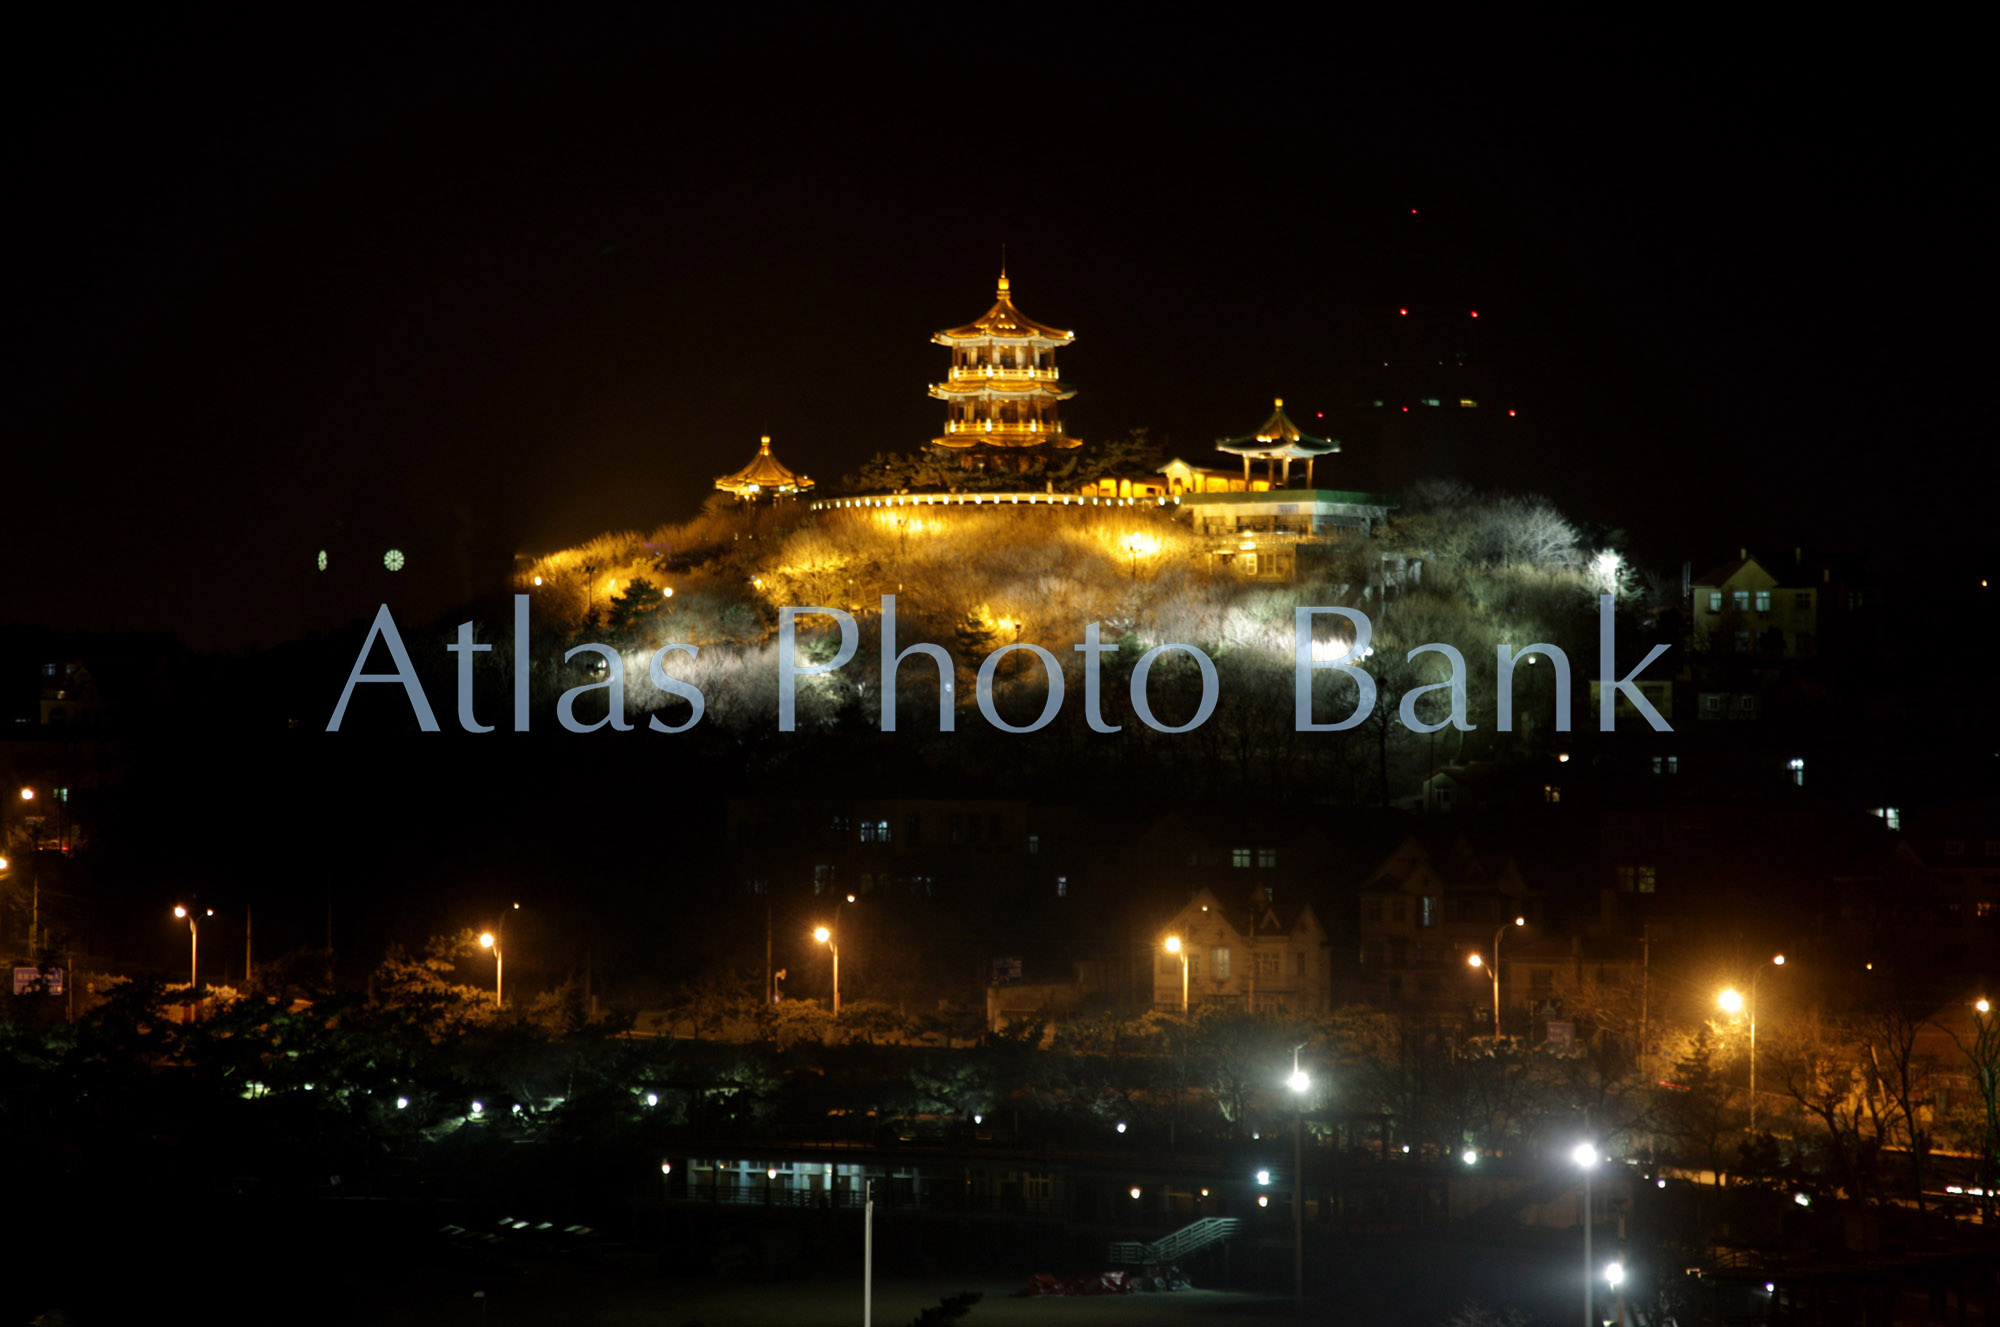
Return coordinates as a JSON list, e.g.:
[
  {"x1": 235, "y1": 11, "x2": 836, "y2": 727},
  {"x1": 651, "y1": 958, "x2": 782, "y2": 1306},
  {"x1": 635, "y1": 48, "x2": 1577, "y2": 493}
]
[
  {"x1": 1164, "y1": 934, "x2": 1188, "y2": 1013},
  {"x1": 814, "y1": 894, "x2": 856, "y2": 1016},
  {"x1": 1573, "y1": 1138, "x2": 1599, "y2": 1327},
  {"x1": 1288, "y1": 1045, "x2": 1311, "y2": 1310},
  {"x1": 1719, "y1": 954, "x2": 1786, "y2": 1130},
  {"x1": 479, "y1": 932, "x2": 503, "y2": 1007},
  {"x1": 1468, "y1": 916, "x2": 1526, "y2": 1038},
  {"x1": 171, "y1": 904, "x2": 212, "y2": 992}
]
